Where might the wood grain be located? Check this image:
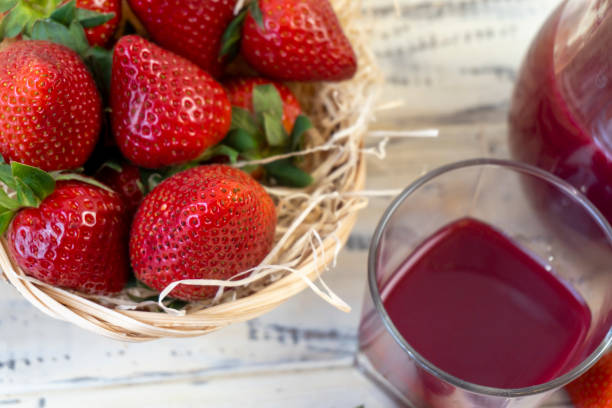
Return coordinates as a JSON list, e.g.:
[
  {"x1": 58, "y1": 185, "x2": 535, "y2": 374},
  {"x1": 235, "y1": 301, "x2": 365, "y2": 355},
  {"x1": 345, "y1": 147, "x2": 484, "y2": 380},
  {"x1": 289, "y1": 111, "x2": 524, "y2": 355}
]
[
  {"x1": 0, "y1": 0, "x2": 577, "y2": 406},
  {"x1": 364, "y1": 0, "x2": 560, "y2": 127}
]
